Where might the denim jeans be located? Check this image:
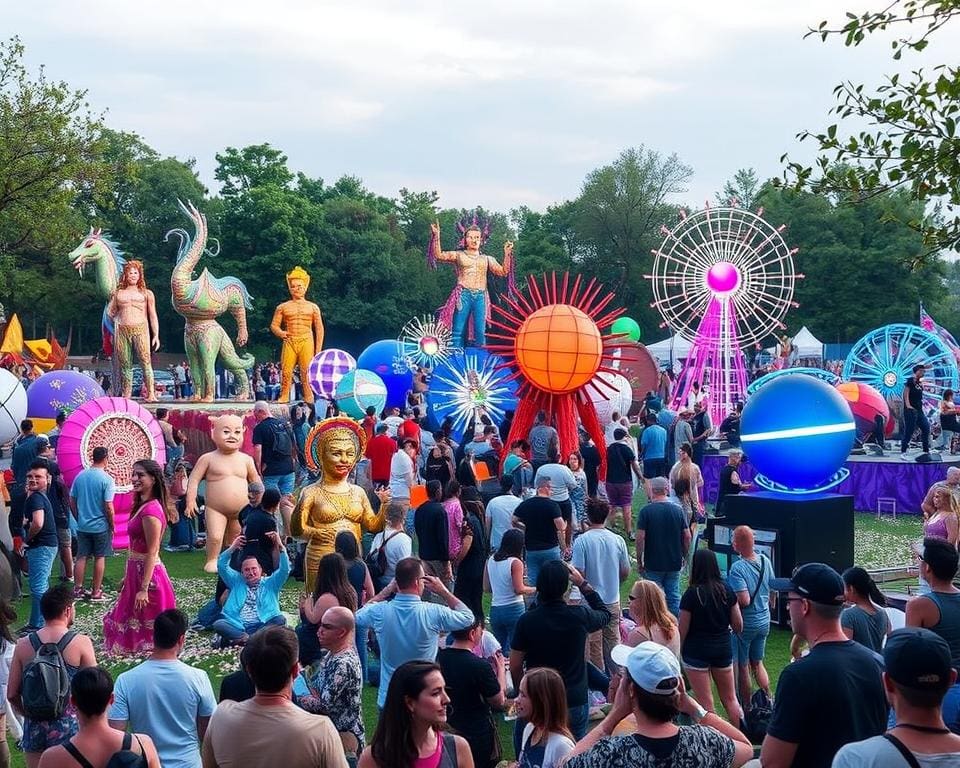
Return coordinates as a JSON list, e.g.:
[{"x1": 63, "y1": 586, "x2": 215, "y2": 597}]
[
  {"x1": 355, "y1": 624, "x2": 368, "y2": 685},
  {"x1": 901, "y1": 407, "x2": 931, "y2": 453},
  {"x1": 26, "y1": 545, "x2": 58, "y2": 627},
  {"x1": 490, "y1": 601, "x2": 526, "y2": 655},
  {"x1": 568, "y1": 703, "x2": 590, "y2": 741},
  {"x1": 213, "y1": 614, "x2": 285, "y2": 642},
  {"x1": 525, "y1": 547, "x2": 561, "y2": 588},
  {"x1": 452, "y1": 288, "x2": 487, "y2": 347},
  {"x1": 645, "y1": 570, "x2": 681, "y2": 617}
]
